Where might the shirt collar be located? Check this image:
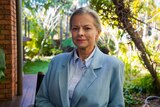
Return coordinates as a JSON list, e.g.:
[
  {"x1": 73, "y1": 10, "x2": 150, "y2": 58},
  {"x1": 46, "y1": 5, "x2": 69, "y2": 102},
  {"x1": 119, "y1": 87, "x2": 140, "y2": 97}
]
[{"x1": 73, "y1": 47, "x2": 96, "y2": 67}]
